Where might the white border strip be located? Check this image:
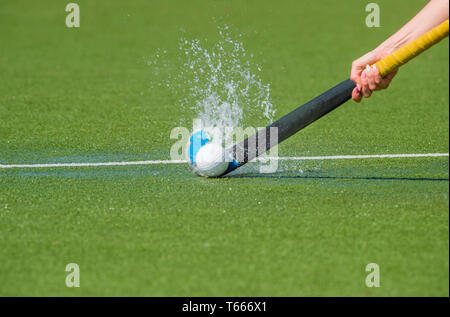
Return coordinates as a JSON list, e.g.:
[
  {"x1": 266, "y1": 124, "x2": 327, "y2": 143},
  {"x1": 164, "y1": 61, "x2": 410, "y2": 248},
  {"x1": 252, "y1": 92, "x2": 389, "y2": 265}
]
[{"x1": 0, "y1": 153, "x2": 448, "y2": 169}]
